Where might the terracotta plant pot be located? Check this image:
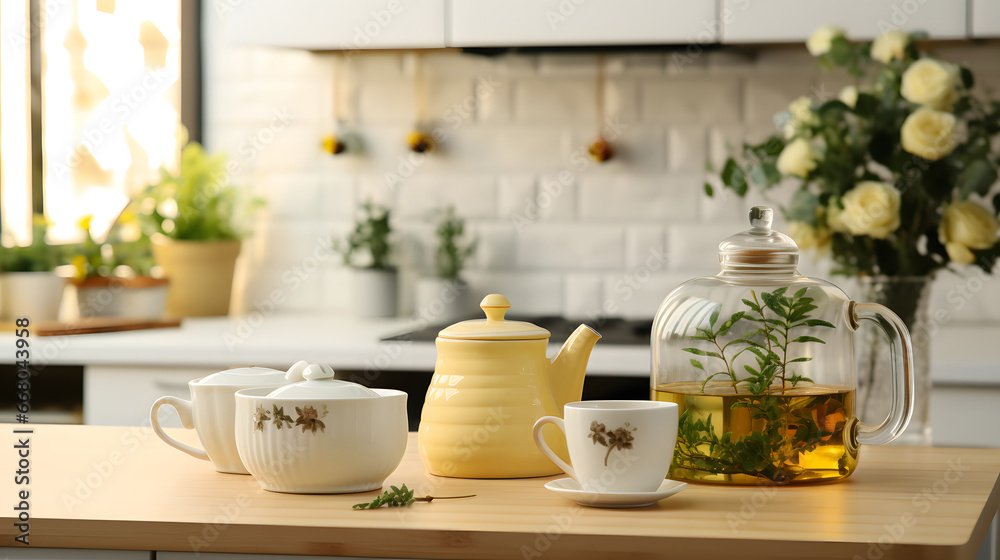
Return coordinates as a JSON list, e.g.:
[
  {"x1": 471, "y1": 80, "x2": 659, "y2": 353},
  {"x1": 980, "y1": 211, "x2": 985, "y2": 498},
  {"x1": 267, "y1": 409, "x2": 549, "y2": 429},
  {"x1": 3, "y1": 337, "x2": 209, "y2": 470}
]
[
  {"x1": 0, "y1": 272, "x2": 66, "y2": 321},
  {"x1": 152, "y1": 238, "x2": 241, "y2": 317},
  {"x1": 350, "y1": 268, "x2": 397, "y2": 318},
  {"x1": 72, "y1": 276, "x2": 169, "y2": 319}
]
